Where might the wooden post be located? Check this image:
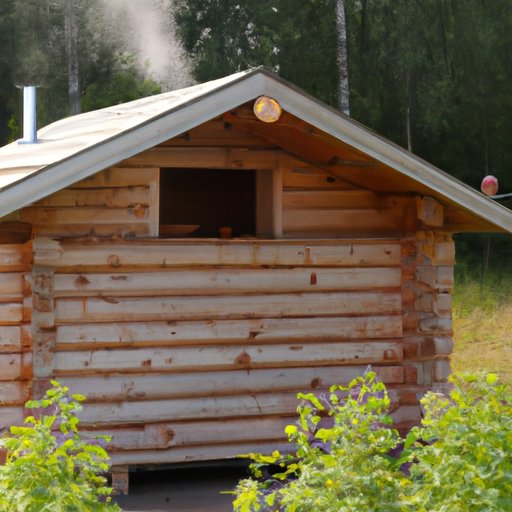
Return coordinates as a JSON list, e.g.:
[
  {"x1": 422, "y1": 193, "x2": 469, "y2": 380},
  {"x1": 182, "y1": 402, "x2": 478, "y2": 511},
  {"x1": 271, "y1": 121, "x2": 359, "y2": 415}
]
[{"x1": 111, "y1": 465, "x2": 129, "y2": 495}]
